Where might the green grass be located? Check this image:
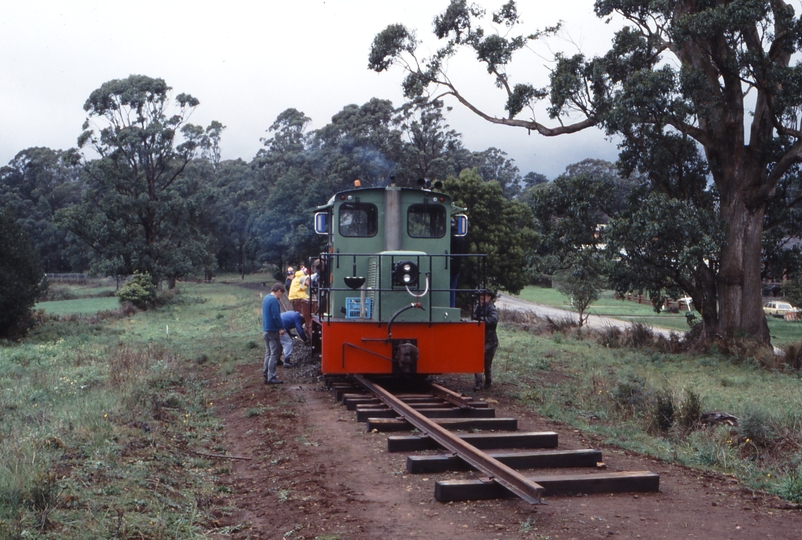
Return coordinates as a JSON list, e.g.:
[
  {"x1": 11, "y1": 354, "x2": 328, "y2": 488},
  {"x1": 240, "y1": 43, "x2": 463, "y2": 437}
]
[
  {"x1": 515, "y1": 286, "x2": 802, "y2": 344},
  {"x1": 5, "y1": 275, "x2": 802, "y2": 538},
  {"x1": 766, "y1": 317, "x2": 802, "y2": 348},
  {"x1": 0, "y1": 277, "x2": 268, "y2": 538},
  {"x1": 36, "y1": 297, "x2": 121, "y2": 315}
]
